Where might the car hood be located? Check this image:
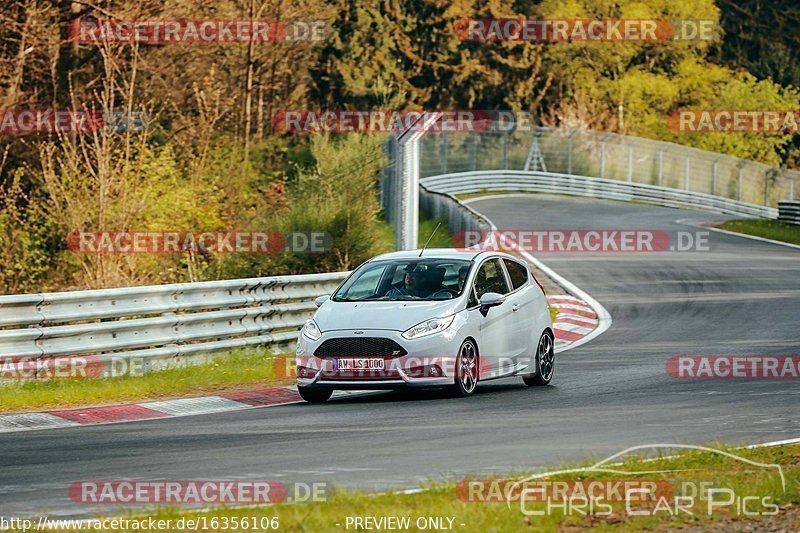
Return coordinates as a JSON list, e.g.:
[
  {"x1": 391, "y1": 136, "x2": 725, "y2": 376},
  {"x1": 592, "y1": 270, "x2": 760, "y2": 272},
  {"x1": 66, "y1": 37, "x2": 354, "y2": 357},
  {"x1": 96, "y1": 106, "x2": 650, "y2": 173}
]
[{"x1": 314, "y1": 299, "x2": 463, "y2": 332}]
